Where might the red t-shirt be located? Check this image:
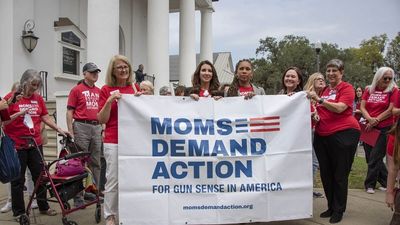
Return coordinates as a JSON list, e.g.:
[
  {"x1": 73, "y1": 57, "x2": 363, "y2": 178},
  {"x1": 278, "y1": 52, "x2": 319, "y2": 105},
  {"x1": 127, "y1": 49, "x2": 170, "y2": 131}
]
[
  {"x1": 387, "y1": 88, "x2": 400, "y2": 157},
  {"x1": 98, "y1": 84, "x2": 139, "y2": 144},
  {"x1": 239, "y1": 86, "x2": 254, "y2": 96},
  {"x1": 315, "y1": 82, "x2": 360, "y2": 136},
  {"x1": 67, "y1": 82, "x2": 101, "y2": 121},
  {"x1": 199, "y1": 89, "x2": 211, "y2": 97},
  {"x1": 362, "y1": 87, "x2": 397, "y2": 128},
  {"x1": 3, "y1": 92, "x2": 48, "y2": 149}
]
